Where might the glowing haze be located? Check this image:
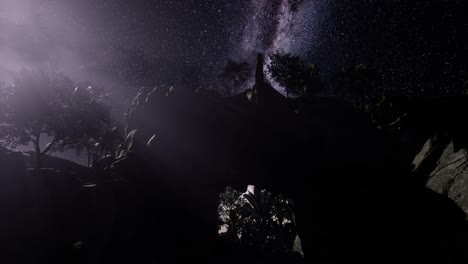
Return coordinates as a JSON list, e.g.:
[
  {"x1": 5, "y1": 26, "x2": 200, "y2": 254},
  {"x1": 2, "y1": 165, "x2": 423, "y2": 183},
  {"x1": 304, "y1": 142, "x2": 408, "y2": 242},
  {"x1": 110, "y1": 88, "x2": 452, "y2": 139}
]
[
  {"x1": 0, "y1": 0, "x2": 328, "y2": 94},
  {"x1": 0, "y1": 1, "x2": 82, "y2": 80},
  {"x1": 1, "y1": 0, "x2": 458, "y2": 97},
  {"x1": 0, "y1": 0, "x2": 130, "y2": 87}
]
